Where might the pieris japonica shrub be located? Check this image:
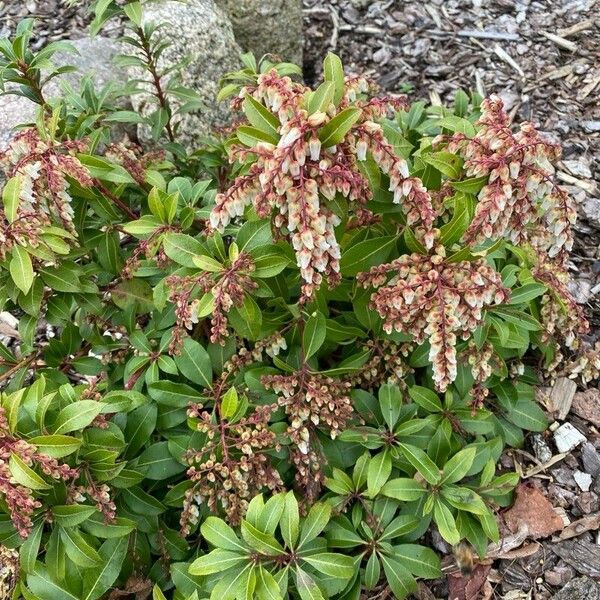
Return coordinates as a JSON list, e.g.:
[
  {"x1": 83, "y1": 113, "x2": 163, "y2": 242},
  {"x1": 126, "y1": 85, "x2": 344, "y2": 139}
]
[{"x1": 0, "y1": 4, "x2": 589, "y2": 600}]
